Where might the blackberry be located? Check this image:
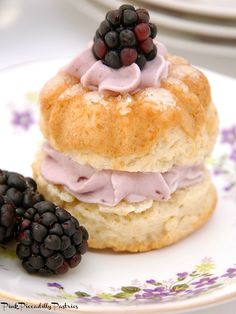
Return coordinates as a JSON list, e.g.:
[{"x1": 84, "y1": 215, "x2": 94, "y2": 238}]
[
  {"x1": 92, "y1": 4, "x2": 158, "y2": 69},
  {"x1": 0, "y1": 170, "x2": 44, "y2": 210},
  {"x1": 0, "y1": 195, "x2": 16, "y2": 243},
  {"x1": 16, "y1": 201, "x2": 88, "y2": 275},
  {"x1": 0, "y1": 169, "x2": 44, "y2": 242}
]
